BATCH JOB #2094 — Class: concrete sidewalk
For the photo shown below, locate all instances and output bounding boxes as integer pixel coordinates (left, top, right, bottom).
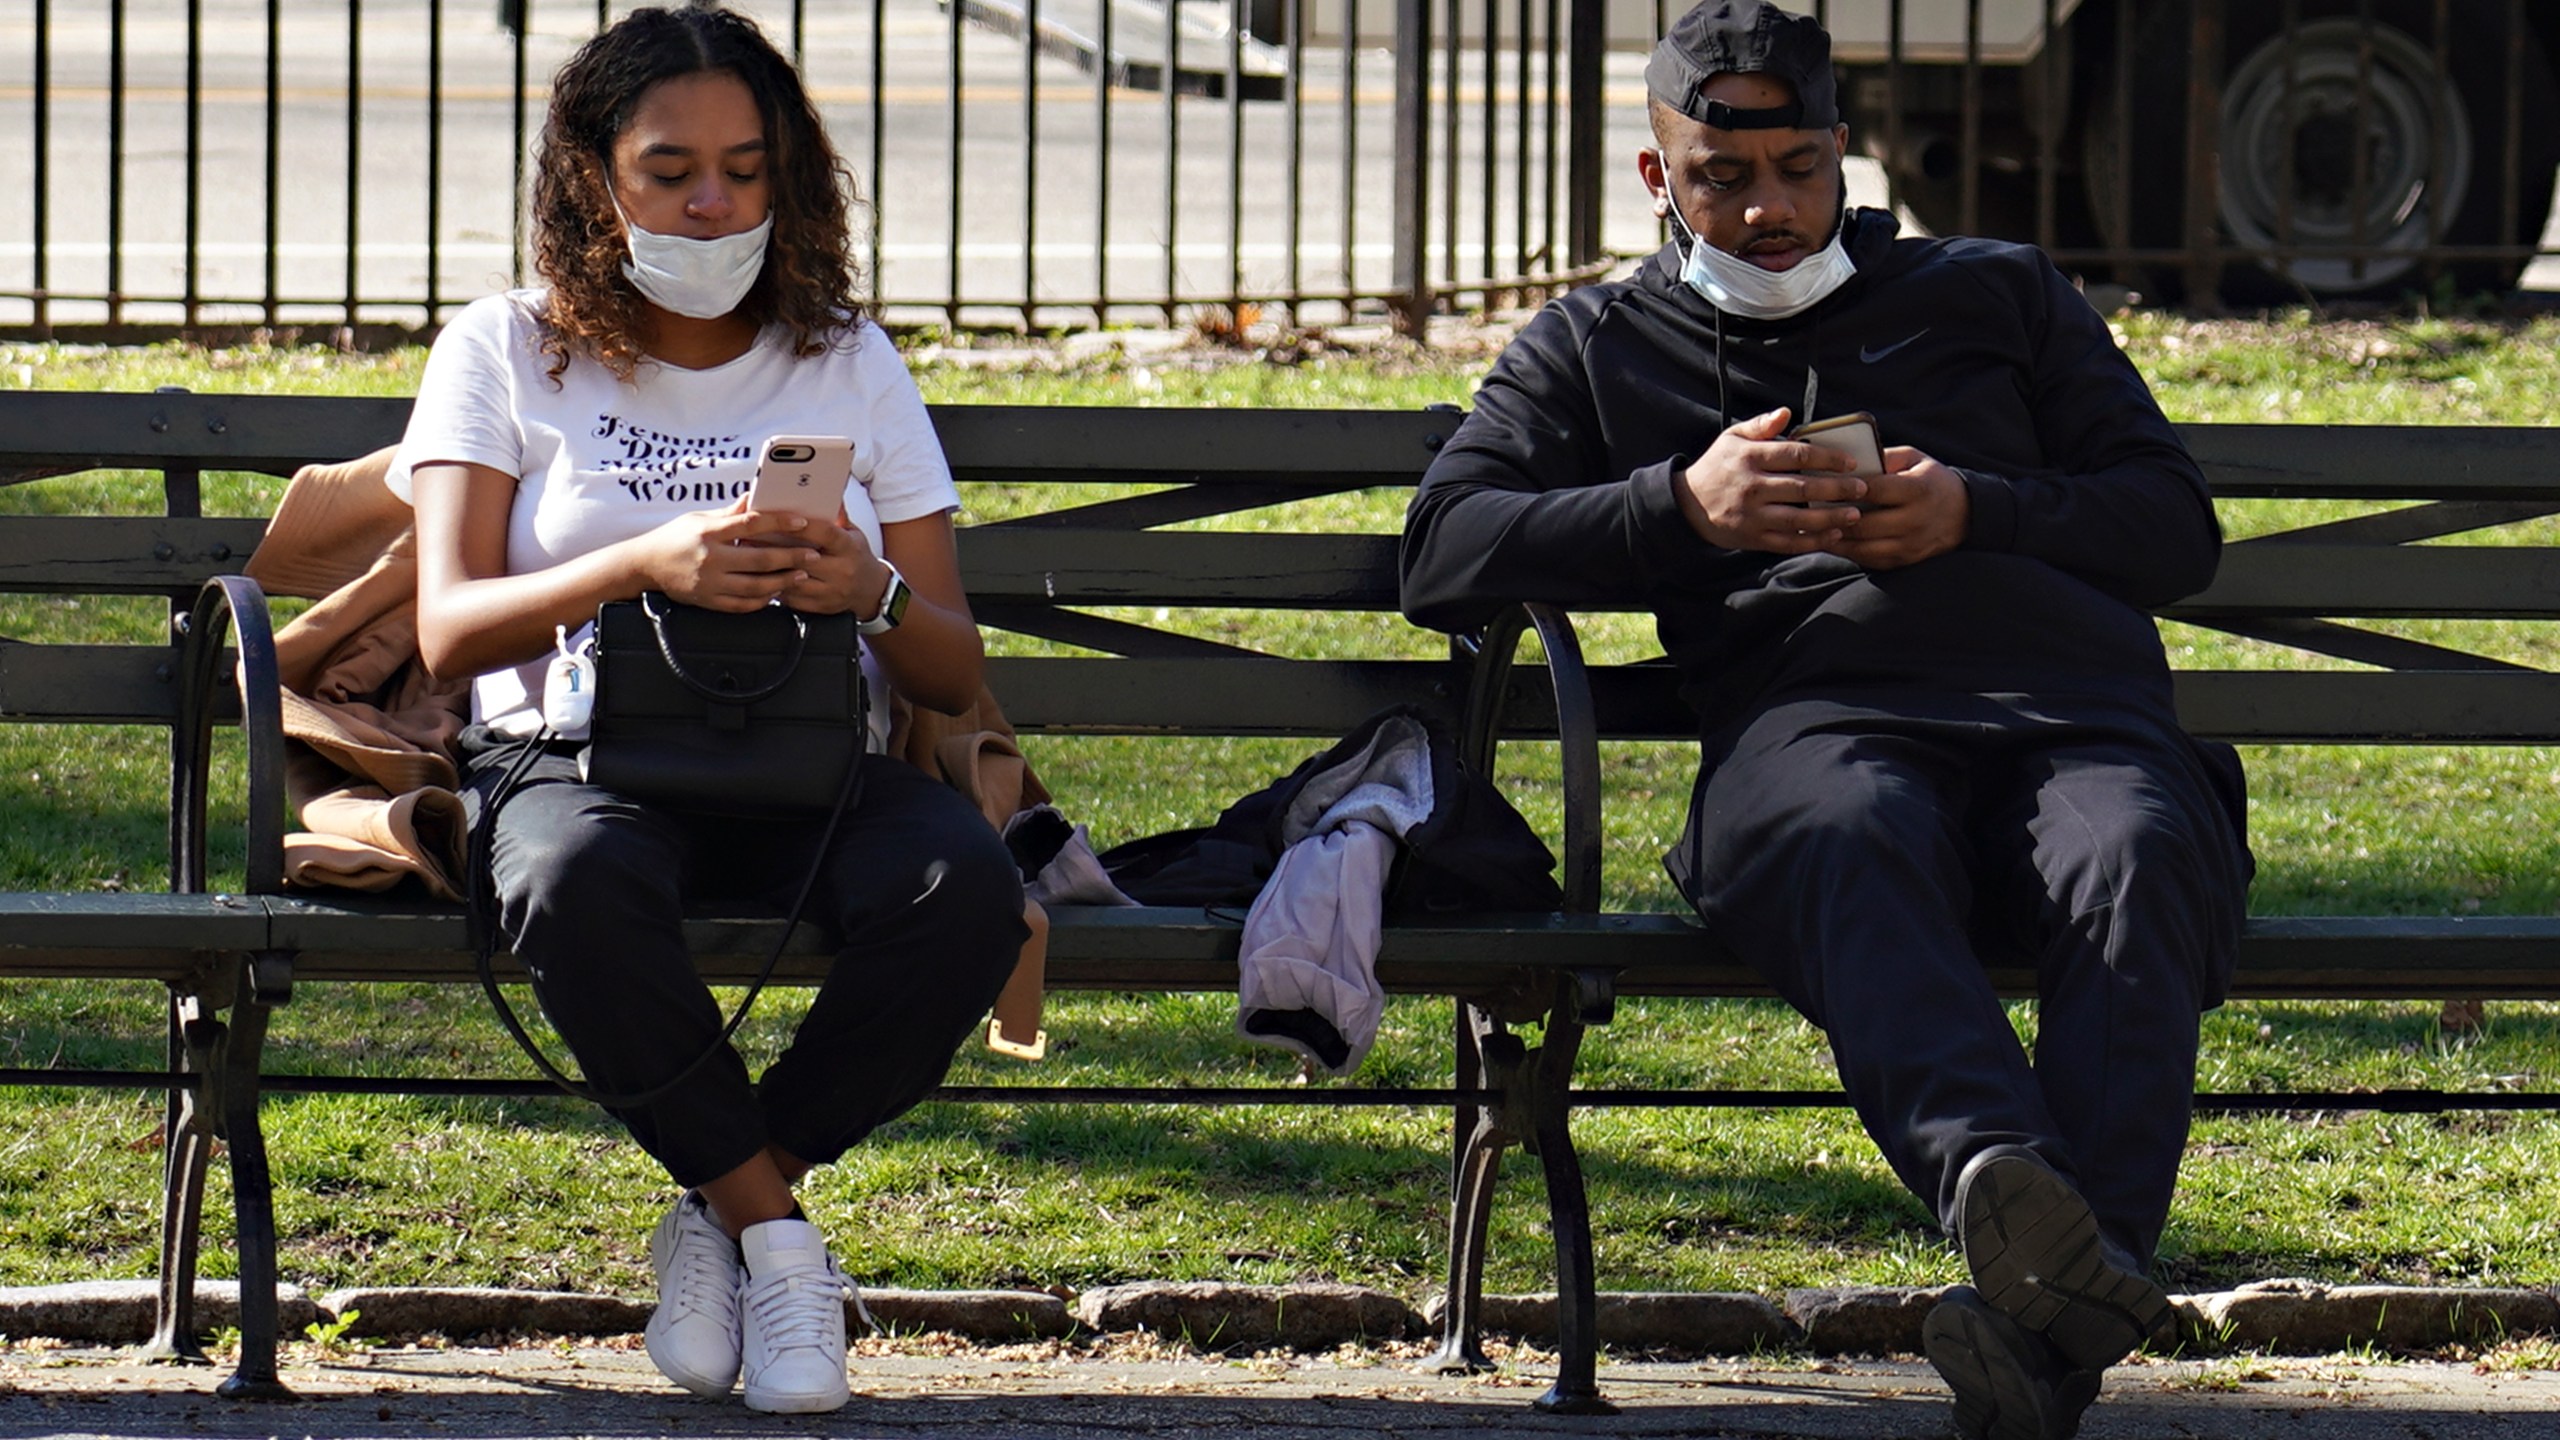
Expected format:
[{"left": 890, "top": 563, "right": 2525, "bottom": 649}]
[{"left": 2, "top": 1337, "right": 2555, "bottom": 1440}]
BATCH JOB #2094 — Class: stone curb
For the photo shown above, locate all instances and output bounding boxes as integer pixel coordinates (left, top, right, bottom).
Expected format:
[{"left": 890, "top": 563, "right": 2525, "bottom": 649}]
[
  {"left": 0, "top": 1281, "right": 319, "bottom": 1344},
  {"left": 1785, "top": 1285, "right": 1961, "bottom": 1355},
  {"left": 1073, "top": 1282, "right": 1421, "bottom": 1349},
  {"left": 319, "top": 1288, "right": 649, "bottom": 1340},
  {"left": 867, "top": 1288, "right": 1075, "bottom": 1341},
  {"left": 3, "top": 1280, "right": 2553, "bottom": 1356},
  {"left": 2180, "top": 1280, "right": 2560, "bottom": 1353},
  {"left": 1419, "top": 1290, "right": 1797, "bottom": 1352}
]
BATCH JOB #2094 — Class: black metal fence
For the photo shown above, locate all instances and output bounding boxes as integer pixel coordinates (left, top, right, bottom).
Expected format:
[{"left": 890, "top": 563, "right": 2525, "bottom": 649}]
[
  {"left": 0, "top": 0, "right": 1614, "bottom": 337},
  {"left": 2, "top": 0, "right": 2554, "bottom": 342}
]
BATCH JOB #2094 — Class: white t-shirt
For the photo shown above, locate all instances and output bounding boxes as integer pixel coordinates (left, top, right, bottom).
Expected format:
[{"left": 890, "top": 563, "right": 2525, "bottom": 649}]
[{"left": 389, "top": 291, "right": 959, "bottom": 745}]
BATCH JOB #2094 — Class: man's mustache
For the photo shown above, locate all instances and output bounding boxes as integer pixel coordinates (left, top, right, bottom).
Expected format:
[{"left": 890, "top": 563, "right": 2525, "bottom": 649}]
[{"left": 1742, "top": 229, "right": 1812, "bottom": 253}]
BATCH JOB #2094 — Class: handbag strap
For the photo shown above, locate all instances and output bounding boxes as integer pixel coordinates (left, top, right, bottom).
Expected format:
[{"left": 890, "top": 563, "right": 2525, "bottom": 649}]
[
  {"left": 467, "top": 725, "right": 866, "bottom": 1112},
  {"left": 640, "top": 590, "right": 810, "bottom": 705}
]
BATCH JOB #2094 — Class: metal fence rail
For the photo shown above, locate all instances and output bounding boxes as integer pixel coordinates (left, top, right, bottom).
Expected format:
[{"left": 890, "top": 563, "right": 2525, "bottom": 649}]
[{"left": 1, "top": 0, "right": 2554, "bottom": 342}]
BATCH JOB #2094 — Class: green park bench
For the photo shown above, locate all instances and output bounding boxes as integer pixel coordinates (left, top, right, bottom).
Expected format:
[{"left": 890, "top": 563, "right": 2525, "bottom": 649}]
[{"left": 1, "top": 388, "right": 2557, "bottom": 1412}]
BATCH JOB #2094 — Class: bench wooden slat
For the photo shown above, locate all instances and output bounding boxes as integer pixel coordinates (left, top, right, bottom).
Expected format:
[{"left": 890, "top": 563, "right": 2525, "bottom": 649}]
[
  {"left": 933, "top": 404, "right": 1451, "bottom": 483},
  {"left": 1542, "top": 665, "right": 2560, "bottom": 745},
  {"left": 0, "top": 893, "right": 272, "bottom": 979},
  {"left": 247, "top": 898, "right": 2560, "bottom": 1000},
  {"left": 960, "top": 530, "right": 1403, "bottom": 609},
  {"left": 0, "top": 392, "right": 413, "bottom": 474},
  {"left": 0, "top": 644, "right": 192, "bottom": 723},
  {"left": 2181, "top": 424, "right": 2560, "bottom": 499},
  {"left": 2, "top": 397, "right": 2553, "bottom": 502},
  {"left": 264, "top": 901, "right": 1670, "bottom": 993},
  {"left": 0, "top": 516, "right": 271, "bottom": 594},
  {"left": 983, "top": 656, "right": 1456, "bottom": 734},
  {"left": 961, "top": 533, "right": 2560, "bottom": 620},
  {"left": 2172, "top": 670, "right": 2560, "bottom": 743},
  {"left": 0, "top": 395, "right": 1453, "bottom": 490},
  {"left": 2180, "top": 543, "right": 2560, "bottom": 618}
]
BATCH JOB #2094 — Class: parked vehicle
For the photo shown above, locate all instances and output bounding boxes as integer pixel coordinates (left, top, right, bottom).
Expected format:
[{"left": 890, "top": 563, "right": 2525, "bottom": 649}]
[{"left": 1812, "top": 0, "right": 2560, "bottom": 300}]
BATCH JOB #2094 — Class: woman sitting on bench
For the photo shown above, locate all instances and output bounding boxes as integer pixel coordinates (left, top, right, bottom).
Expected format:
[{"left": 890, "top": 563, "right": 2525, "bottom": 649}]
[{"left": 393, "top": 2, "right": 1026, "bottom": 1414}]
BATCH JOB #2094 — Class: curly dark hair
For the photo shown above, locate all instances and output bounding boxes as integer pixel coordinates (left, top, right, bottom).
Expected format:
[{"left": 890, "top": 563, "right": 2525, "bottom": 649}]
[{"left": 528, "top": 1, "right": 868, "bottom": 382}]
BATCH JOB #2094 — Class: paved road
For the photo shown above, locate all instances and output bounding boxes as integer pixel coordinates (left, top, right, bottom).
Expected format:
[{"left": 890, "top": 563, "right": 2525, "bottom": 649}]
[{"left": 3, "top": 1340, "right": 2557, "bottom": 1439}]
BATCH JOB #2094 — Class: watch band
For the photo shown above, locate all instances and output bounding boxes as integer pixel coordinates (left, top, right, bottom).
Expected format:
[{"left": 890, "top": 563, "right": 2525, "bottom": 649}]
[{"left": 856, "top": 562, "right": 910, "bottom": 636}]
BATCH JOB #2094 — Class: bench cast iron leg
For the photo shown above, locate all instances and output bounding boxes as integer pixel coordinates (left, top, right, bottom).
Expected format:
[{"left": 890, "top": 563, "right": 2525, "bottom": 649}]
[
  {"left": 1434, "top": 1004, "right": 1507, "bottom": 1374},
  {"left": 143, "top": 995, "right": 219, "bottom": 1365},
  {"left": 1526, "top": 1003, "right": 1613, "bottom": 1416},
  {"left": 214, "top": 952, "right": 294, "bottom": 1401}
]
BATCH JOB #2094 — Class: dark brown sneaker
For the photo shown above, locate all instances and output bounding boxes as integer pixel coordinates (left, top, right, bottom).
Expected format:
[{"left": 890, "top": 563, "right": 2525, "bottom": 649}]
[
  {"left": 1956, "top": 1147, "right": 2173, "bottom": 1373},
  {"left": 1924, "top": 1286, "right": 2102, "bottom": 1440}
]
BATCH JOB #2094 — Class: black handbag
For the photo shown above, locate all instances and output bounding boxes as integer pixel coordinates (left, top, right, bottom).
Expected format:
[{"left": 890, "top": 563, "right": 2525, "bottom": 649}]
[
  {"left": 585, "top": 591, "right": 868, "bottom": 814},
  {"left": 469, "top": 592, "right": 871, "bottom": 1110}
]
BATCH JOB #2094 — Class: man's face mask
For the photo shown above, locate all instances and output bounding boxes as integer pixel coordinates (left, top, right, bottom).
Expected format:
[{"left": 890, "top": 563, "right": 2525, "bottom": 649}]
[{"left": 1656, "top": 148, "right": 1856, "bottom": 321}]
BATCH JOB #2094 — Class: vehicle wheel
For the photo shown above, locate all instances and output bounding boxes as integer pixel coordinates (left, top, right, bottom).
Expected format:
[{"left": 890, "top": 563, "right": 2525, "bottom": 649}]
[{"left": 2086, "top": 0, "right": 2558, "bottom": 304}]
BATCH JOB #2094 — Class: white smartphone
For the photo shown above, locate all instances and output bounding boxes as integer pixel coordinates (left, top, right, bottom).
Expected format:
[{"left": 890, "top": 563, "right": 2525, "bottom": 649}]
[
  {"left": 1793, "top": 412, "right": 1884, "bottom": 477},
  {"left": 747, "top": 435, "right": 854, "bottom": 524}
]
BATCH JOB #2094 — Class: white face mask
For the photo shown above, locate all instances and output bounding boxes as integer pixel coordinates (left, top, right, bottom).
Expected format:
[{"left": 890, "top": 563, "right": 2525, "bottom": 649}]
[
  {"left": 1656, "top": 151, "right": 1856, "bottom": 321},
  {"left": 618, "top": 209, "right": 774, "bottom": 319}
]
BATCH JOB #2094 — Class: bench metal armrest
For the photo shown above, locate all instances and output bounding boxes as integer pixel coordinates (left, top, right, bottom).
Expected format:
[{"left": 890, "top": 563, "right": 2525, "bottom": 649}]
[
  {"left": 175, "top": 574, "right": 285, "bottom": 896},
  {"left": 1455, "top": 601, "right": 1602, "bottom": 915}
]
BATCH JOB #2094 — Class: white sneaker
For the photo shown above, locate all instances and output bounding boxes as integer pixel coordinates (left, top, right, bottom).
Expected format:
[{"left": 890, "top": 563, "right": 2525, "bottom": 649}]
[
  {"left": 643, "top": 1192, "right": 745, "bottom": 1398},
  {"left": 738, "top": 1218, "right": 853, "bottom": 1414}
]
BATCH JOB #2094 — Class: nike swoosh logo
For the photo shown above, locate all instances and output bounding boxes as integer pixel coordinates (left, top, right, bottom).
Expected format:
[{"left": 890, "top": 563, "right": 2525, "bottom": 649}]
[{"left": 1860, "top": 329, "right": 1929, "bottom": 364}]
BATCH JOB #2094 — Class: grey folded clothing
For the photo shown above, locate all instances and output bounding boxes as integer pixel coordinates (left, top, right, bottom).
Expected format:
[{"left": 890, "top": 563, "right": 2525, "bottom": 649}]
[{"left": 1006, "top": 805, "right": 1139, "bottom": 908}]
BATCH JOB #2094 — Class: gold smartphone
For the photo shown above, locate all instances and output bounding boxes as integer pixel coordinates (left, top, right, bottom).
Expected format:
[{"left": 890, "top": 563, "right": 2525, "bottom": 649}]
[{"left": 1792, "top": 412, "right": 1883, "bottom": 476}]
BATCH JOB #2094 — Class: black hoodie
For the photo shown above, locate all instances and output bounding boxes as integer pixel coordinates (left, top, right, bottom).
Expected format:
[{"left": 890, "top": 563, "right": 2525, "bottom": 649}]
[{"left": 1399, "top": 208, "right": 2220, "bottom": 738}]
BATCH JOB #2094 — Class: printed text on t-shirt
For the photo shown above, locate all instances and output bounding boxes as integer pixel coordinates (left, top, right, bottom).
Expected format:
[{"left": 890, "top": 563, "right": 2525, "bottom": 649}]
[{"left": 593, "top": 414, "right": 753, "bottom": 503}]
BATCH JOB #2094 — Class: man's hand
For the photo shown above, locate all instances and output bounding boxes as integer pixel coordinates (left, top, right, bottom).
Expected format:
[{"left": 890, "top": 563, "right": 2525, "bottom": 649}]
[
  {"left": 1675, "top": 408, "right": 1867, "bottom": 554},
  {"left": 1832, "top": 446, "right": 1969, "bottom": 569}
]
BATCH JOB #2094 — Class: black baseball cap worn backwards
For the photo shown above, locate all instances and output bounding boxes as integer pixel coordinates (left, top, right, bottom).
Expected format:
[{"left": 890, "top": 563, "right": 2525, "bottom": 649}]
[{"left": 1645, "top": 0, "right": 1838, "bottom": 132}]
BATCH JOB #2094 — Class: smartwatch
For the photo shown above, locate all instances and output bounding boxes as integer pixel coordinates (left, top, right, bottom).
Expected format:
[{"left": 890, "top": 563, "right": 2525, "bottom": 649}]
[{"left": 856, "top": 562, "right": 911, "bottom": 636}]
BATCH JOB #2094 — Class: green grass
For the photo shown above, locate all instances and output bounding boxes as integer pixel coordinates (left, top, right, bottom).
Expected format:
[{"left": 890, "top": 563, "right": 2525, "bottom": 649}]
[{"left": 4, "top": 311, "right": 2560, "bottom": 1314}]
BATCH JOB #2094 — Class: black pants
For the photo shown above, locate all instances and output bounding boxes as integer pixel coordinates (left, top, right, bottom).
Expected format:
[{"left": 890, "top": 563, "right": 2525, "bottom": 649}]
[
  {"left": 463, "top": 729, "right": 1029, "bottom": 1189},
  {"left": 1671, "top": 696, "right": 2252, "bottom": 1264}
]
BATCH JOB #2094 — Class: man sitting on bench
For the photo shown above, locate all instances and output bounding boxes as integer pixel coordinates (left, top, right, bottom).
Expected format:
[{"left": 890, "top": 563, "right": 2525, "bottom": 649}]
[{"left": 1397, "top": 3, "right": 2252, "bottom": 1436}]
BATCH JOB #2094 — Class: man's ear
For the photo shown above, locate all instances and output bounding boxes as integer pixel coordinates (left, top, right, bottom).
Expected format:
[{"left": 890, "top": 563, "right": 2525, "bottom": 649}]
[{"left": 1636, "top": 146, "right": 1670, "bottom": 219}]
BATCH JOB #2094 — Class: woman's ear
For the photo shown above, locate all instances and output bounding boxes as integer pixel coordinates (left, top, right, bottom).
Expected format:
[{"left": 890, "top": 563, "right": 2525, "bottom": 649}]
[{"left": 584, "top": 152, "right": 627, "bottom": 235}]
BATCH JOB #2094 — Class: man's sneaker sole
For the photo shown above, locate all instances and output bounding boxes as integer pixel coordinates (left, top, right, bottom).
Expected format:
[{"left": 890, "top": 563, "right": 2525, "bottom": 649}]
[
  {"left": 1923, "top": 1289, "right": 2061, "bottom": 1440},
  {"left": 1958, "top": 1151, "right": 2171, "bottom": 1372}
]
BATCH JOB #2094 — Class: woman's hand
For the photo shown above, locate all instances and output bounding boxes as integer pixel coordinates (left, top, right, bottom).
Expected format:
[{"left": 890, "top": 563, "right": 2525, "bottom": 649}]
[
  {"left": 778, "top": 514, "right": 895, "bottom": 618},
  {"left": 636, "top": 502, "right": 826, "bottom": 613}
]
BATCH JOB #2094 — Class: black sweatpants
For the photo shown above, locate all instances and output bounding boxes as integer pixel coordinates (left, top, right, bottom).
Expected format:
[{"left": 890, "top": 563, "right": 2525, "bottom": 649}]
[
  {"left": 463, "top": 729, "right": 1029, "bottom": 1189},
  {"left": 1670, "top": 695, "right": 2251, "bottom": 1264}
]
